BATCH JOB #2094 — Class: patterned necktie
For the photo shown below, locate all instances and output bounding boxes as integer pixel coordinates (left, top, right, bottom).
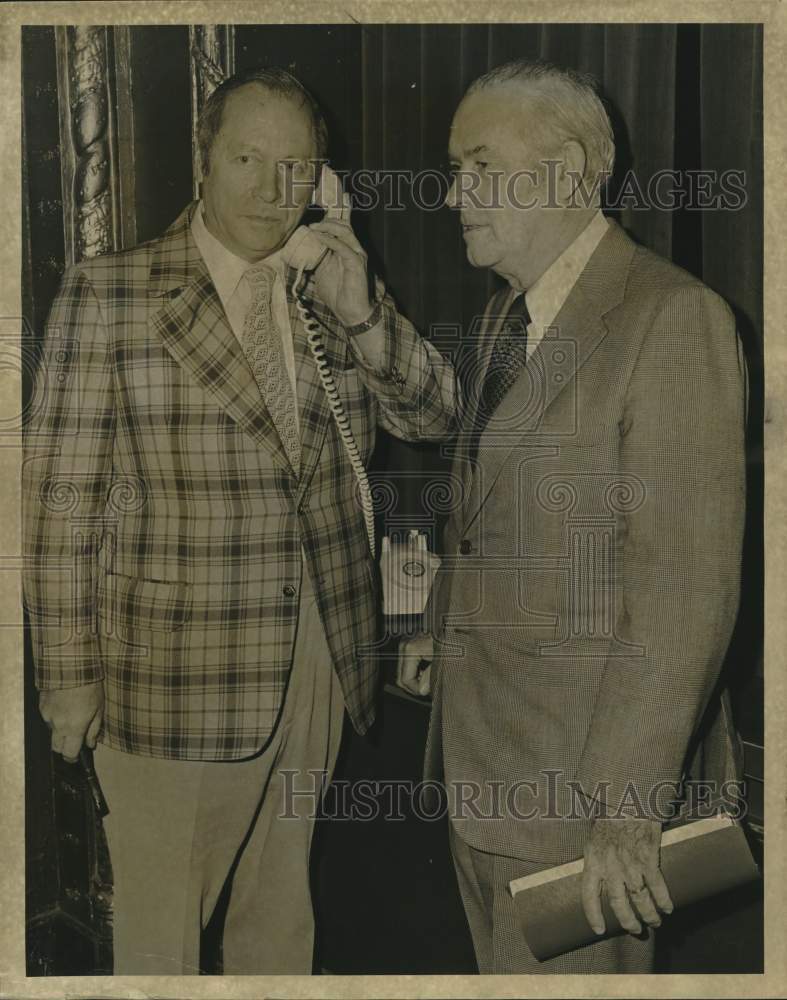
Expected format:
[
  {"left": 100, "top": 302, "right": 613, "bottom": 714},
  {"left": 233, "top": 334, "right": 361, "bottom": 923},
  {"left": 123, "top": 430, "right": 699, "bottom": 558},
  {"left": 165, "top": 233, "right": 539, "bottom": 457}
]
[
  {"left": 475, "top": 293, "right": 532, "bottom": 433},
  {"left": 242, "top": 263, "right": 301, "bottom": 473}
]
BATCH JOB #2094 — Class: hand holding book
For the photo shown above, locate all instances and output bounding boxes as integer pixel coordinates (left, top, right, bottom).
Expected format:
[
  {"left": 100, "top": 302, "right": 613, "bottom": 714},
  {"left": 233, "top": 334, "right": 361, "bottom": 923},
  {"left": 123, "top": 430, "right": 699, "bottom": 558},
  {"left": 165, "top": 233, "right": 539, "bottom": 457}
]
[
  {"left": 509, "top": 814, "right": 760, "bottom": 963},
  {"left": 582, "top": 816, "right": 674, "bottom": 936}
]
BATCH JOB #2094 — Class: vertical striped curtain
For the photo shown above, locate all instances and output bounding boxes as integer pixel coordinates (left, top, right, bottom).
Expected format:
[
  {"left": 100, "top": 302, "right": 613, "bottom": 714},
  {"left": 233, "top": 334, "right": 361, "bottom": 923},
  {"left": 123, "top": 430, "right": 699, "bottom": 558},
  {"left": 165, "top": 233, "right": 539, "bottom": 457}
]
[{"left": 699, "top": 25, "right": 763, "bottom": 705}]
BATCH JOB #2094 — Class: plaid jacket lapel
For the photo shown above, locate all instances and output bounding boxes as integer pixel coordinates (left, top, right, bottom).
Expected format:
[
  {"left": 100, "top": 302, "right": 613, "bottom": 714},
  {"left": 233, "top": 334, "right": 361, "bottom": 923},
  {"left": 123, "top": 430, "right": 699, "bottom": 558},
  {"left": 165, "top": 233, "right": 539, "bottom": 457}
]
[{"left": 149, "top": 204, "right": 294, "bottom": 473}]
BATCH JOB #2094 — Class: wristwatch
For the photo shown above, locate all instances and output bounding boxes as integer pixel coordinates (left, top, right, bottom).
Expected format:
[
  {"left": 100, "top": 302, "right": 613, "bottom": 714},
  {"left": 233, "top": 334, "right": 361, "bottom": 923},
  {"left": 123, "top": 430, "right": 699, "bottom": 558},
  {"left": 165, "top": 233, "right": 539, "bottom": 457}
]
[{"left": 344, "top": 299, "right": 383, "bottom": 337}]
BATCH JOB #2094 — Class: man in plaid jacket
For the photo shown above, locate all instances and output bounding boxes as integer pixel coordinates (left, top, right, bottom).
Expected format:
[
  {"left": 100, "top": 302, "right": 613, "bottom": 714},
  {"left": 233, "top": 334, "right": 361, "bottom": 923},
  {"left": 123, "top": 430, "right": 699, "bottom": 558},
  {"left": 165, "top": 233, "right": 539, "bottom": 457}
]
[{"left": 23, "top": 68, "right": 456, "bottom": 974}]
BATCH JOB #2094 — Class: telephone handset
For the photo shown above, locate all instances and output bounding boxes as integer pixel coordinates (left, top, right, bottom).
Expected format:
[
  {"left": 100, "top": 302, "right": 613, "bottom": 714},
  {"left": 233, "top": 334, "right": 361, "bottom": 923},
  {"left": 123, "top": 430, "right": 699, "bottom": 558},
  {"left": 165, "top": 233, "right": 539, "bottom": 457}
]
[
  {"left": 280, "top": 164, "right": 350, "bottom": 279},
  {"left": 286, "top": 166, "right": 377, "bottom": 558}
]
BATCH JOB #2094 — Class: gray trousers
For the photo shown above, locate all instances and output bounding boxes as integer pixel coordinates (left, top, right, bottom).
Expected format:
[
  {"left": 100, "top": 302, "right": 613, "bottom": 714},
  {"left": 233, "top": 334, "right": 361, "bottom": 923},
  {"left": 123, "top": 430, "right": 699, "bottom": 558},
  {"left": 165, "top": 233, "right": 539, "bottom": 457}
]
[
  {"left": 94, "top": 573, "right": 344, "bottom": 975},
  {"left": 449, "top": 824, "right": 656, "bottom": 974}
]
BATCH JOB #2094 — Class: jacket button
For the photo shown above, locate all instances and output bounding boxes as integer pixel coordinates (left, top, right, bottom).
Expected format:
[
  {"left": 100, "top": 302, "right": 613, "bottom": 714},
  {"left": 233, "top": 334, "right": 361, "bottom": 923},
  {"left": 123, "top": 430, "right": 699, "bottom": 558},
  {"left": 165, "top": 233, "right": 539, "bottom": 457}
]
[
  {"left": 283, "top": 584, "right": 297, "bottom": 597},
  {"left": 459, "top": 539, "right": 472, "bottom": 555}
]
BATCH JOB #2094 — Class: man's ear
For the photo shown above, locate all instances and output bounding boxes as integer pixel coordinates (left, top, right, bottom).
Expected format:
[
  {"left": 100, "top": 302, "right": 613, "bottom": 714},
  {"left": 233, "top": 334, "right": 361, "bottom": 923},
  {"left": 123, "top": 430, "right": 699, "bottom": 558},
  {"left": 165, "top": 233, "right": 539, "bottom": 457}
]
[{"left": 558, "top": 139, "right": 588, "bottom": 205}]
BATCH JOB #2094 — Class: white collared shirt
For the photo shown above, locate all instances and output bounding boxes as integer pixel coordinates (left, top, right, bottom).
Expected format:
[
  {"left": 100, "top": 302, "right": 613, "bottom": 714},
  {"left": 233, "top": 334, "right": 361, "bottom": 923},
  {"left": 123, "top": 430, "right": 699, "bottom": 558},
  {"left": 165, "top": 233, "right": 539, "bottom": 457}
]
[
  {"left": 191, "top": 202, "right": 300, "bottom": 430},
  {"left": 518, "top": 210, "right": 609, "bottom": 355}
]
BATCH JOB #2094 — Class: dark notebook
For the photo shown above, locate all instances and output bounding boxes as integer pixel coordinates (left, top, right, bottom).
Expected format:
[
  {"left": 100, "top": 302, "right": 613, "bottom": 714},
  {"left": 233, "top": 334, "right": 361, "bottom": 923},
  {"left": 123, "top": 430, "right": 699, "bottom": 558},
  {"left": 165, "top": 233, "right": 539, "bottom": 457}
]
[{"left": 508, "top": 813, "right": 760, "bottom": 962}]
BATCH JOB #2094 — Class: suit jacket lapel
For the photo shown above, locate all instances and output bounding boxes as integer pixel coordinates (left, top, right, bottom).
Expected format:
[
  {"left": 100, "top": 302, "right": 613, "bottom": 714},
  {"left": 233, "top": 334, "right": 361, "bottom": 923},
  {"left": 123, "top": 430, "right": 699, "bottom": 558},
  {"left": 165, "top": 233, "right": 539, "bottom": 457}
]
[
  {"left": 149, "top": 205, "right": 294, "bottom": 473},
  {"left": 461, "top": 221, "right": 636, "bottom": 533}
]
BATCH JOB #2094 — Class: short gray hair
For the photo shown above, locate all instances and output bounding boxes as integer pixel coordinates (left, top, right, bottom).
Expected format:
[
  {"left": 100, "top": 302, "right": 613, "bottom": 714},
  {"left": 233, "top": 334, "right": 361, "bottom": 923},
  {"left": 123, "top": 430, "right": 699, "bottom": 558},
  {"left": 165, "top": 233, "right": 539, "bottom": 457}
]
[{"left": 467, "top": 58, "right": 615, "bottom": 187}]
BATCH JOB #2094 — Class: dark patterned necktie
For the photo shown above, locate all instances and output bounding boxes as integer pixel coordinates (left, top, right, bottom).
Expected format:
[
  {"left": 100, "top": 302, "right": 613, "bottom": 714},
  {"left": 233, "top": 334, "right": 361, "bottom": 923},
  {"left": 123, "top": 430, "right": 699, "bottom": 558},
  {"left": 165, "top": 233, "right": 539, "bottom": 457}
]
[{"left": 475, "top": 293, "right": 531, "bottom": 432}]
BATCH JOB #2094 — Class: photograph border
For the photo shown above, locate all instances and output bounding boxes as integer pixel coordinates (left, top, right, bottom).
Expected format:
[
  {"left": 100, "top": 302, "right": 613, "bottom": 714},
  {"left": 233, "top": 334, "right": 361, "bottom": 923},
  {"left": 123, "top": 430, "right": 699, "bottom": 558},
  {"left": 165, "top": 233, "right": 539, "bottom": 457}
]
[{"left": 1, "top": 2, "right": 784, "bottom": 997}]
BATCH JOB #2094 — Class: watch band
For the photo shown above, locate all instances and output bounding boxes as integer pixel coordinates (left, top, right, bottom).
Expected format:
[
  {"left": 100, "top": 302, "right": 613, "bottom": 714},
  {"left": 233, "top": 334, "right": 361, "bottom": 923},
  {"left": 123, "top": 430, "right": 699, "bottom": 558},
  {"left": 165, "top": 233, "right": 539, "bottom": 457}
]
[{"left": 344, "top": 300, "right": 383, "bottom": 337}]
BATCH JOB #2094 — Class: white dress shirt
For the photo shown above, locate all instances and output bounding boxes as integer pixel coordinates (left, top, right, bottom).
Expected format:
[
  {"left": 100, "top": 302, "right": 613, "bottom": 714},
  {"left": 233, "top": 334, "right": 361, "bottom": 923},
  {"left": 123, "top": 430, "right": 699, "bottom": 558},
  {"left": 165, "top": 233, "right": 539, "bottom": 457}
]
[
  {"left": 519, "top": 210, "right": 609, "bottom": 353},
  {"left": 191, "top": 202, "right": 300, "bottom": 431}
]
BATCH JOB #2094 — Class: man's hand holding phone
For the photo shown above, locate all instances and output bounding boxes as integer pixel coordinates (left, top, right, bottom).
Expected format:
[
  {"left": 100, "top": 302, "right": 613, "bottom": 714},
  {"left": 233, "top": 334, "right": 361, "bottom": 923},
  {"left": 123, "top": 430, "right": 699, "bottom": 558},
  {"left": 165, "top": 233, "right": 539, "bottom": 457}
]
[{"left": 307, "top": 166, "right": 379, "bottom": 329}]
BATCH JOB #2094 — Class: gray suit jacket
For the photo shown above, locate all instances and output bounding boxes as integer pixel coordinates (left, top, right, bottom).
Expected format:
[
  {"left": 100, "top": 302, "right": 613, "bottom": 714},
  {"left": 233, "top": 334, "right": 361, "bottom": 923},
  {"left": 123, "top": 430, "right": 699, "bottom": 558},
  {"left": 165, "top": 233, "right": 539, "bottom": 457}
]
[{"left": 425, "top": 221, "right": 747, "bottom": 864}]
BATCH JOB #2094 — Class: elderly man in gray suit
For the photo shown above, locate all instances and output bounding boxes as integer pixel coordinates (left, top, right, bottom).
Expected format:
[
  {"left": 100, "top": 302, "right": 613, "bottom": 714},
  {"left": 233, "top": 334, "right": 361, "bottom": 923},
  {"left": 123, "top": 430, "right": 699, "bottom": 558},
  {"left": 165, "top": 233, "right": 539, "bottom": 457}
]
[{"left": 399, "top": 58, "right": 747, "bottom": 973}]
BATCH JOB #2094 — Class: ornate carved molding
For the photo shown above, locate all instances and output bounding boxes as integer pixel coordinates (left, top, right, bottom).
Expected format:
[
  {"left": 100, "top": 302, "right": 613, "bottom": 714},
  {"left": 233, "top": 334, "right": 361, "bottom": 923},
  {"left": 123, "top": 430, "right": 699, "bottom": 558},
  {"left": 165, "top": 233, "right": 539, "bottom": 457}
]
[
  {"left": 55, "top": 26, "right": 120, "bottom": 263},
  {"left": 189, "top": 25, "right": 235, "bottom": 196}
]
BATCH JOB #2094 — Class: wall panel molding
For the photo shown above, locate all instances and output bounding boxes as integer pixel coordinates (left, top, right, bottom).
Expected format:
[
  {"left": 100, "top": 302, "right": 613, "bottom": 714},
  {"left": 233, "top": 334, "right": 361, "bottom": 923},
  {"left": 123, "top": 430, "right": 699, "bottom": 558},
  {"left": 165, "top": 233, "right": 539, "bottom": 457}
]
[{"left": 54, "top": 26, "right": 121, "bottom": 263}]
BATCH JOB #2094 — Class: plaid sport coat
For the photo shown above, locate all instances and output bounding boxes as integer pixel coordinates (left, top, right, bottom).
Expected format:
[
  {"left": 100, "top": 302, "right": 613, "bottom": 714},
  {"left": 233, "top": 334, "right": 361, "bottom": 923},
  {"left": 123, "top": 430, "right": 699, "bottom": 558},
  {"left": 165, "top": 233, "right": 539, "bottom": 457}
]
[
  {"left": 23, "top": 202, "right": 457, "bottom": 759},
  {"left": 424, "top": 221, "right": 748, "bottom": 864}
]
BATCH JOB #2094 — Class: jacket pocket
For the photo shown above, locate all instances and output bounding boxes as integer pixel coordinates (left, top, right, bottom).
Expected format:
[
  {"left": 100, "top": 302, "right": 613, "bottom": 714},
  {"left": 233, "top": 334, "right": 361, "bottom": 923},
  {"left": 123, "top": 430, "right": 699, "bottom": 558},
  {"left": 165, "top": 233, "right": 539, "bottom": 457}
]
[{"left": 97, "top": 571, "right": 192, "bottom": 632}]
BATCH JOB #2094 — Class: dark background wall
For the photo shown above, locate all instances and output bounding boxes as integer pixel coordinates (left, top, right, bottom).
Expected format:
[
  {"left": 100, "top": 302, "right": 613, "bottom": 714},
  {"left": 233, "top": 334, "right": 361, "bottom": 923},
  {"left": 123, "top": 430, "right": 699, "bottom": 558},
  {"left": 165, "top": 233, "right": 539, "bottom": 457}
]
[{"left": 22, "top": 22, "right": 763, "bottom": 974}]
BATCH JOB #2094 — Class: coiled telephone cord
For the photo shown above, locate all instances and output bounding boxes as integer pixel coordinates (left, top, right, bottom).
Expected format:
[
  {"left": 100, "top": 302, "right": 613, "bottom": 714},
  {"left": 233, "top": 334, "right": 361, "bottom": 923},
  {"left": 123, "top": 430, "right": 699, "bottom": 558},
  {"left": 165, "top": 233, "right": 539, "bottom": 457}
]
[{"left": 294, "top": 282, "right": 376, "bottom": 557}]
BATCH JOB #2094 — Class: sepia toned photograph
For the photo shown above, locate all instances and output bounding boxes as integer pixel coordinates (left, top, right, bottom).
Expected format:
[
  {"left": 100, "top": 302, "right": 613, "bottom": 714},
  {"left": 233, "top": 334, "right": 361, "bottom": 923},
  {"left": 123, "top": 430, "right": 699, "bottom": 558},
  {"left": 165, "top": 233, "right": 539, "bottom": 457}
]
[{"left": 8, "top": 10, "right": 771, "bottom": 993}]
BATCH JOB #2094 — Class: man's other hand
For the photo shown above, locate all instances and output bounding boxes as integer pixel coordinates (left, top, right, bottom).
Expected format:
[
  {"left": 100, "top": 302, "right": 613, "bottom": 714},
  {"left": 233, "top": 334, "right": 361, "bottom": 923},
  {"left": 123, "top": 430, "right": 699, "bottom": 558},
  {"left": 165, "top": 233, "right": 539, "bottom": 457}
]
[
  {"left": 581, "top": 816, "right": 674, "bottom": 936},
  {"left": 396, "top": 632, "right": 433, "bottom": 697},
  {"left": 39, "top": 682, "right": 104, "bottom": 762}
]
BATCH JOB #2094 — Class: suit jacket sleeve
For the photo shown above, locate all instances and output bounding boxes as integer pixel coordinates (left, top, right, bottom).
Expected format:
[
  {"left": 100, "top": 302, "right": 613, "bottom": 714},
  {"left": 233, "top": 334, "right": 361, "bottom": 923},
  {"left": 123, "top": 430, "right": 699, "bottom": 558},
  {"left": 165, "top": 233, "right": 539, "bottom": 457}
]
[
  {"left": 346, "top": 289, "right": 458, "bottom": 442},
  {"left": 23, "top": 265, "right": 115, "bottom": 690},
  {"left": 573, "top": 285, "right": 747, "bottom": 817}
]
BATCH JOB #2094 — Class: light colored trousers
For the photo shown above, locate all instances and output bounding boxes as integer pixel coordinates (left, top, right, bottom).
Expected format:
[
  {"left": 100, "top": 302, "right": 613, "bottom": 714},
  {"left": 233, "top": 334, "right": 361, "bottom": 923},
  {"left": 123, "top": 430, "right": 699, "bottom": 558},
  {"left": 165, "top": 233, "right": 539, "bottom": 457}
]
[
  {"left": 94, "top": 574, "right": 345, "bottom": 975},
  {"left": 450, "top": 824, "right": 656, "bottom": 974}
]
